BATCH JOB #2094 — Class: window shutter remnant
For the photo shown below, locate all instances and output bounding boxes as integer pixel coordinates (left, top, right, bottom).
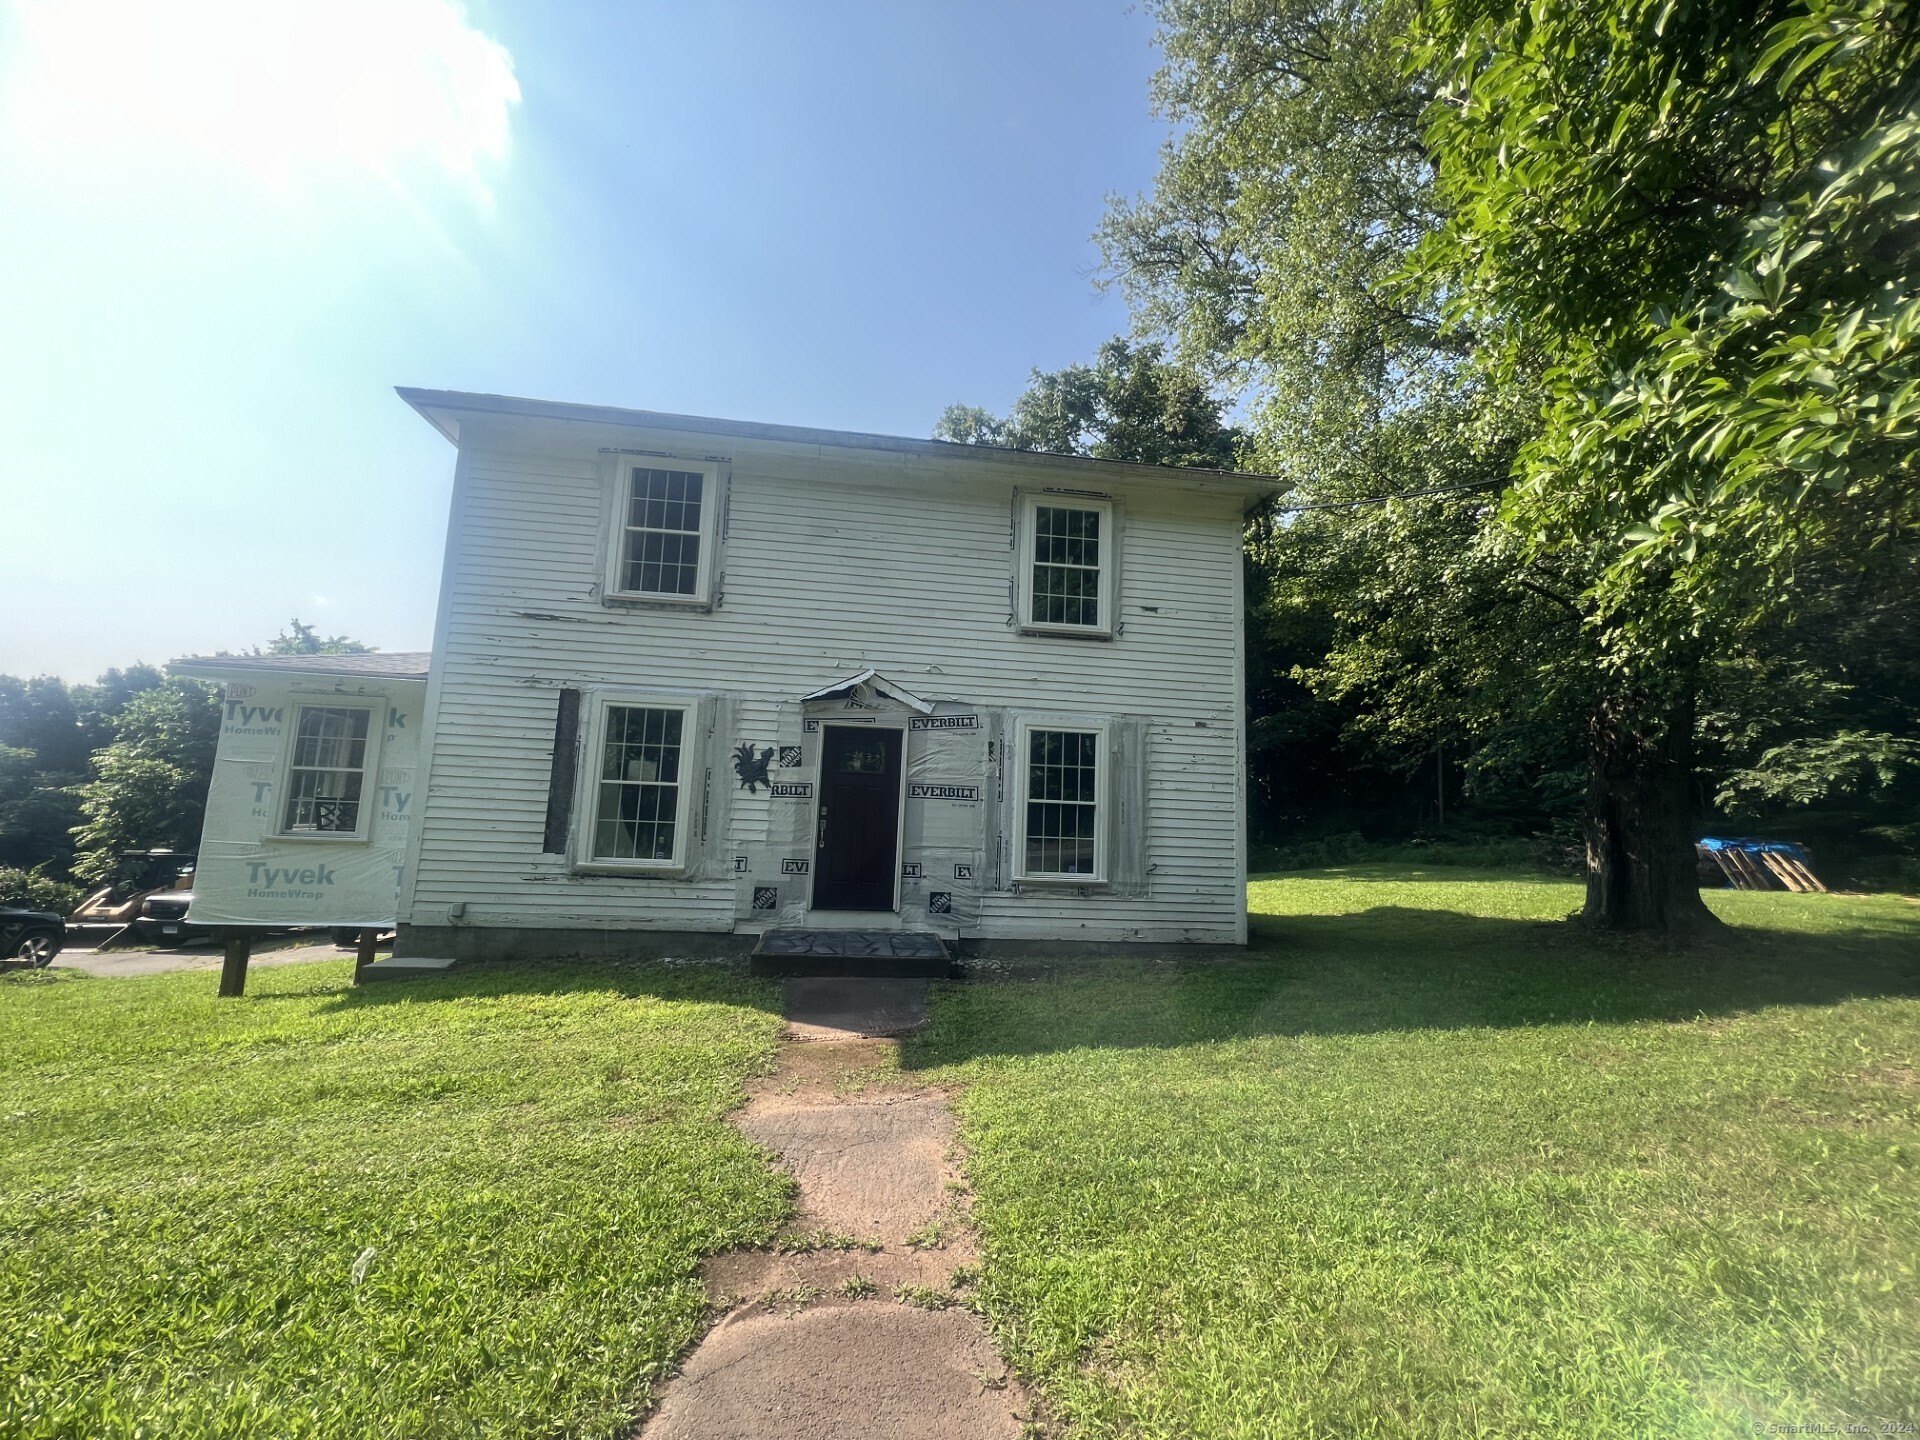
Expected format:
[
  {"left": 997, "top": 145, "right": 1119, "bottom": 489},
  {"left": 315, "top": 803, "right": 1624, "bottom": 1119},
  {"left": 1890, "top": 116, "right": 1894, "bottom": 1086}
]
[
  {"left": 542, "top": 688, "right": 582, "bottom": 853},
  {"left": 1110, "top": 717, "right": 1150, "bottom": 897}
]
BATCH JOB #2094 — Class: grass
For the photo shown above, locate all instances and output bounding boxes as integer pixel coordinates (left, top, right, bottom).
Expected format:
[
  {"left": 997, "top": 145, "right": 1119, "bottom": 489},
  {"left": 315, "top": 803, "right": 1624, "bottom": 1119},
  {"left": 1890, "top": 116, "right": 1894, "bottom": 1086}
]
[
  {"left": 910, "top": 869, "right": 1920, "bottom": 1439},
  {"left": 0, "top": 957, "right": 789, "bottom": 1439}
]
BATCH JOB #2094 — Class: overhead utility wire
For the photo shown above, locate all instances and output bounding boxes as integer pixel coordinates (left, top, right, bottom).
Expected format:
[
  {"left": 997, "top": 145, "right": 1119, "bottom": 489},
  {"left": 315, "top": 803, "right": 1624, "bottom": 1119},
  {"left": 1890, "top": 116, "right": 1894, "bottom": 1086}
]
[{"left": 1273, "top": 478, "right": 1505, "bottom": 514}]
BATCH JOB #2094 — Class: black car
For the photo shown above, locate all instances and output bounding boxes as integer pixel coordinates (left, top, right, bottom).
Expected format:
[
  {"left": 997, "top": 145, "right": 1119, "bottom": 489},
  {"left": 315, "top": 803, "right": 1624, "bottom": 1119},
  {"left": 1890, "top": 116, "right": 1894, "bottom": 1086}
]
[{"left": 1, "top": 906, "right": 65, "bottom": 966}]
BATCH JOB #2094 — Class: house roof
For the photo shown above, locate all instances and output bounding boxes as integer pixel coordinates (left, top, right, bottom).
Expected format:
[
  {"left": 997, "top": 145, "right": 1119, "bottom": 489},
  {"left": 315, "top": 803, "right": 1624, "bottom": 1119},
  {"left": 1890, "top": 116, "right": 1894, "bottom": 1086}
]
[
  {"left": 170, "top": 652, "right": 433, "bottom": 681},
  {"left": 396, "top": 387, "right": 1289, "bottom": 502}
]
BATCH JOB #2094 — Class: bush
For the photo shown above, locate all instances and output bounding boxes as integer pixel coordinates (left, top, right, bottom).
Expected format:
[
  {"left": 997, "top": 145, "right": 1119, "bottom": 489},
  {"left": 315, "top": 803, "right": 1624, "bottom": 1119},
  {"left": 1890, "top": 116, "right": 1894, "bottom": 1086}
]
[
  {"left": 0, "top": 867, "right": 83, "bottom": 915},
  {"left": 1834, "top": 854, "right": 1920, "bottom": 896}
]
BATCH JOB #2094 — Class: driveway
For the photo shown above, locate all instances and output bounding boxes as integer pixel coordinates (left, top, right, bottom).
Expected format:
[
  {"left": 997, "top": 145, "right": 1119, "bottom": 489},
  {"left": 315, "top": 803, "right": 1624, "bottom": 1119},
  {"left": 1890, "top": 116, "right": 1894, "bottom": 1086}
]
[{"left": 51, "top": 935, "right": 348, "bottom": 978}]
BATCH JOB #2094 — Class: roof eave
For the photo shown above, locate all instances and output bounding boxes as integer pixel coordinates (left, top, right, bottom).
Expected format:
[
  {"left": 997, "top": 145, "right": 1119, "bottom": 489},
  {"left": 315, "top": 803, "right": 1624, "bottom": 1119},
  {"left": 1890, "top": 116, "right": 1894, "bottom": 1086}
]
[
  {"left": 396, "top": 387, "right": 1289, "bottom": 500},
  {"left": 168, "top": 657, "right": 432, "bottom": 683}
]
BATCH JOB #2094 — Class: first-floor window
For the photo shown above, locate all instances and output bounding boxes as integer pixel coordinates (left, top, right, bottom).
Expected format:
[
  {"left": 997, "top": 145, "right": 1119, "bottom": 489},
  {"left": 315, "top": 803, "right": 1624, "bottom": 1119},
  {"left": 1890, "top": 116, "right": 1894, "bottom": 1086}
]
[
  {"left": 592, "top": 704, "right": 686, "bottom": 864},
  {"left": 1022, "top": 727, "right": 1102, "bottom": 878},
  {"left": 284, "top": 706, "right": 372, "bottom": 834}
]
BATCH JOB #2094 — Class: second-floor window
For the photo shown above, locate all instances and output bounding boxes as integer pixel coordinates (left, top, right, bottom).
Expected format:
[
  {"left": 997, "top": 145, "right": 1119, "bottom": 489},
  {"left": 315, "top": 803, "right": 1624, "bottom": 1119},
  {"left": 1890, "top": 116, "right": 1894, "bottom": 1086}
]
[
  {"left": 607, "top": 459, "right": 720, "bottom": 605},
  {"left": 1019, "top": 494, "right": 1114, "bottom": 636}
]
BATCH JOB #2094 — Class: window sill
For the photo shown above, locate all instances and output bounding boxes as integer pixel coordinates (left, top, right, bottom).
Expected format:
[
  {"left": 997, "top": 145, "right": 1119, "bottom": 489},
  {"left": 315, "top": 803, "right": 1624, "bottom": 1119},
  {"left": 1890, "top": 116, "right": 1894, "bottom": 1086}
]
[
  {"left": 602, "top": 592, "right": 714, "bottom": 613},
  {"left": 1017, "top": 622, "right": 1114, "bottom": 642},
  {"left": 572, "top": 862, "right": 690, "bottom": 880},
  {"left": 1012, "top": 875, "right": 1111, "bottom": 892},
  {"left": 274, "top": 831, "right": 372, "bottom": 845}
]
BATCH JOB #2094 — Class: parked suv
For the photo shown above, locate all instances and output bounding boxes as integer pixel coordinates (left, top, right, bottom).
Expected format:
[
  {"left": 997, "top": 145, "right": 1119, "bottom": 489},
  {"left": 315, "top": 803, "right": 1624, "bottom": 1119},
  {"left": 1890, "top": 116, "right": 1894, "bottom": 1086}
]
[{"left": 1, "top": 906, "right": 65, "bottom": 966}]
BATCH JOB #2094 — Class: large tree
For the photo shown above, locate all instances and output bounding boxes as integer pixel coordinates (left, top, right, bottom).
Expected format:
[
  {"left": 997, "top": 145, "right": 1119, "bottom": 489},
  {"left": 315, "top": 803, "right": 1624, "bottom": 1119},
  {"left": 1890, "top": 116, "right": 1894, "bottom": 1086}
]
[
  {"left": 1100, "top": 0, "right": 1918, "bottom": 928},
  {"left": 1406, "top": 0, "right": 1920, "bottom": 926}
]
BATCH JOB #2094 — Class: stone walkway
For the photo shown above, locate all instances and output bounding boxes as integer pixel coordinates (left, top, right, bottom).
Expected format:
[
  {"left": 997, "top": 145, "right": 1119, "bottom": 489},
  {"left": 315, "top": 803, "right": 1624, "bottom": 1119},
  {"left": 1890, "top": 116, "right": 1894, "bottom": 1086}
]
[{"left": 639, "top": 979, "right": 1031, "bottom": 1439}]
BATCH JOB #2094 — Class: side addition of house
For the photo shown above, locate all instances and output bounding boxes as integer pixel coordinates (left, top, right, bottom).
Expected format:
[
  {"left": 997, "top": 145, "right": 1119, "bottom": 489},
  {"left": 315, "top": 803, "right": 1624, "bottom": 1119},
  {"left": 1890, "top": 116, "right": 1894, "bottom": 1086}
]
[
  {"left": 171, "top": 653, "right": 431, "bottom": 933},
  {"left": 392, "top": 389, "right": 1281, "bottom": 960}
]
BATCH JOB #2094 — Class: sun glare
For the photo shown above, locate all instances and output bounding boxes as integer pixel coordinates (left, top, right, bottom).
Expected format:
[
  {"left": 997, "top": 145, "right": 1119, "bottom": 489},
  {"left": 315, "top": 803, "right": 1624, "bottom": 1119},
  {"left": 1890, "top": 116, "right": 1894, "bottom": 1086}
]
[{"left": 1, "top": 0, "right": 519, "bottom": 198}]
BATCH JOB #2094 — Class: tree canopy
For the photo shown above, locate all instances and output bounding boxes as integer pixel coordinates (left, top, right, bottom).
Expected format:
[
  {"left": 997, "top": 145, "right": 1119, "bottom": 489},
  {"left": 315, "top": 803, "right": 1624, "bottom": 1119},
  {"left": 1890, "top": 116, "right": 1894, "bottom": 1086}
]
[
  {"left": 935, "top": 337, "right": 1241, "bottom": 467},
  {"left": 1071, "top": 0, "right": 1920, "bottom": 923},
  {"left": 257, "top": 618, "right": 374, "bottom": 656}
]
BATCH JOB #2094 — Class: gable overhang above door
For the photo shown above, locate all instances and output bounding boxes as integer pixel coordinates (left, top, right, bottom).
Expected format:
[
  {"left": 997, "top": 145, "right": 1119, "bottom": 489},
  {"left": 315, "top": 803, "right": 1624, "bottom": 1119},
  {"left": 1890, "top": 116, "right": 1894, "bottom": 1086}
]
[{"left": 798, "top": 669, "right": 936, "bottom": 715}]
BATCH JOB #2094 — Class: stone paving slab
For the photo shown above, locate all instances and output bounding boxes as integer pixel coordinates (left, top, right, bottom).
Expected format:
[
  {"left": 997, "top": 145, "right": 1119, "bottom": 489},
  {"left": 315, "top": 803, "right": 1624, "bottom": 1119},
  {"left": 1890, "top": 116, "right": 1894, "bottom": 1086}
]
[
  {"left": 736, "top": 1095, "right": 956, "bottom": 1239},
  {"left": 639, "top": 1304, "right": 1022, "bottom": 1440}
]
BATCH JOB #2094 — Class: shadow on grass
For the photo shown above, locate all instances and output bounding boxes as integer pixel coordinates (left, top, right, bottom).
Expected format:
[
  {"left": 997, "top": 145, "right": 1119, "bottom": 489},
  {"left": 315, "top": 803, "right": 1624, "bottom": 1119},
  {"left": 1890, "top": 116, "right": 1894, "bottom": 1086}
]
[
  {"left": 304, "top": 955, "right": 785, "bottom": 1019},
  {"left": 903, "top": 905, "right": 1920, "bottom": 1067}
]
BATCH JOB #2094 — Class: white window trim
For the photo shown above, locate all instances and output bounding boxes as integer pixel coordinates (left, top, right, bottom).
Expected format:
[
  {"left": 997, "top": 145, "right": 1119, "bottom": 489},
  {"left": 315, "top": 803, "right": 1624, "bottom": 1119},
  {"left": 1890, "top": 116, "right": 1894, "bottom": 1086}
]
[
  {"left": 573, "top": 691, "right": 700, "bottom": 876},
  {"left": 275, "top": 701, "right": 387, "bottom": 843},
  {"left": 1012, "top": 717, "right": 1109, "bottom": 885},
  {"left": 1016, "top": 492, "right": 1116, "bottom": 639},
  {"left": 601, "top": 455, "right": 724, "bottom": 608}
]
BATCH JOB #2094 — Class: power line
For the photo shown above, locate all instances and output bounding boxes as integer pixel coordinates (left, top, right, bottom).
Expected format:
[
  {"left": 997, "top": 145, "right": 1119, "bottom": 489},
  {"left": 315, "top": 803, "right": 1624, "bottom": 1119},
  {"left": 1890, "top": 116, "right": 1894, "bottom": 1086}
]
[{"left": 1272, "top": 478, "right": 1505, "bottom": 514}]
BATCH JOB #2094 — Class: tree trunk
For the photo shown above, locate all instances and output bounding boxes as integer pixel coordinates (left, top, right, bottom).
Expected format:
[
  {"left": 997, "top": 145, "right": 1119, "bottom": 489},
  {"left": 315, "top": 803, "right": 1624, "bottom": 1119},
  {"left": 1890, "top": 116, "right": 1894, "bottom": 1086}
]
[{"left": 1582, "top": 693, "right": 1720, "bottom": 933}]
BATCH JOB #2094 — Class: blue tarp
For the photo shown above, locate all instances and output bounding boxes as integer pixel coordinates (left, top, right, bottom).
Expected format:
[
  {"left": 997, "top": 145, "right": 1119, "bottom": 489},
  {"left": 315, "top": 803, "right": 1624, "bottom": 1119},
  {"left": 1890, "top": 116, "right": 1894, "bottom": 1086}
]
[{"left": 1698, "top": 837, "right": 1814, "bottom": 861}]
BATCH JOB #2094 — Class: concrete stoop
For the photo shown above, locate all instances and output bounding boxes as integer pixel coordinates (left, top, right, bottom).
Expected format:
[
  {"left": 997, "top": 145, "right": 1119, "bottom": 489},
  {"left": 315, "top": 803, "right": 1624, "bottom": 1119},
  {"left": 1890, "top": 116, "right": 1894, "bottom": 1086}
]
[
  {"left": 636, "top": 983, "right": 1031, "bottom": 1440},
  {"left": 749, "top": 929, "right": 953, "bottom": 980}
]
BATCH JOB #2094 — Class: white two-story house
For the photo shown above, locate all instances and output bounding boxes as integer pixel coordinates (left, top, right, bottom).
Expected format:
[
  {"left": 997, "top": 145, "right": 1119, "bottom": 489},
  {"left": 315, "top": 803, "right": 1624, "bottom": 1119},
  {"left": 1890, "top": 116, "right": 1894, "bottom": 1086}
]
[{"left": 363, "top": 389, "right": 1277, "bottom": 960}]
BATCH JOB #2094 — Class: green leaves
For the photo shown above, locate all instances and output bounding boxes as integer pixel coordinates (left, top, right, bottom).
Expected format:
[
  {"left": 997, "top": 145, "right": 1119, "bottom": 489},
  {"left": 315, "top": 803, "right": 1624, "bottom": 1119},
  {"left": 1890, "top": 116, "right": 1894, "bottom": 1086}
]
[
  {"left": 936, "top": 337, "right": 1240, "bottom": 468},
  {"left": 1415, "top": 0, "right": 1920, "bottom": 687},
  {"left": 69, "top": 681, "right": 221, "bottom": 885}
]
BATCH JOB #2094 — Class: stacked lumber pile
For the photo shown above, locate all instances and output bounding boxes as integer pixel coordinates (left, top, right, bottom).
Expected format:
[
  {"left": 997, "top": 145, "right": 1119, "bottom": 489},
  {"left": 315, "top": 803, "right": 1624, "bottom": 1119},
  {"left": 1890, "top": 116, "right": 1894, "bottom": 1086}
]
[{"left": 1697, "top": 839, "right": 1828, "bottom": 893}]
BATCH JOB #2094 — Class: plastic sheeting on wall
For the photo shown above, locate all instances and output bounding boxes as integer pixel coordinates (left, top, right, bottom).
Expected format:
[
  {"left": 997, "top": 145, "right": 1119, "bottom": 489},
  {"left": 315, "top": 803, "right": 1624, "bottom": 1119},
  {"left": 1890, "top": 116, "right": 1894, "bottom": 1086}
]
[
  {"left": 732, "top": 688, "right": 991, "bottom": 935},
  {"left": 187, "top": 675, "right": 426, "bottom": 928},
  {"left": 723, "top": 682, "right": 1158, "bottom": 937}
]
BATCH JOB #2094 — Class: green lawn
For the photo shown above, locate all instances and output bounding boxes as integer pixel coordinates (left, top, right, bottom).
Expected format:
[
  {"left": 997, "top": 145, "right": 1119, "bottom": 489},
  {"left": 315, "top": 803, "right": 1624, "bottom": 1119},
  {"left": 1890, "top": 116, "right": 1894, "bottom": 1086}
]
[
  {"left": 0, "top": 960, "right": 789, "bottom": 1439},
  {"left": 911, "top": 870, "right": 1920, "bottom": 1439}
]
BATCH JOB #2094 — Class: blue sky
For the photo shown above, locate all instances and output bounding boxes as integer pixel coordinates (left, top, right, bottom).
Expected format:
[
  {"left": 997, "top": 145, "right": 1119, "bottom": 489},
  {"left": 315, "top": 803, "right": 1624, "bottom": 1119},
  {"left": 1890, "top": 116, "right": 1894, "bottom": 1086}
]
[{"left": 0, "top": 0, "right": 1166, "bottom": 681}]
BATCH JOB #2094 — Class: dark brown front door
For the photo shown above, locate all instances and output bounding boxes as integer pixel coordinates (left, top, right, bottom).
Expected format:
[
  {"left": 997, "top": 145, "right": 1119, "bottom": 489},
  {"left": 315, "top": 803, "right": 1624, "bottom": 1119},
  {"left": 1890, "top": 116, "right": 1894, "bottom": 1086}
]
[{"left": 812, "top": 726, "right": 903, "bottom": 910}]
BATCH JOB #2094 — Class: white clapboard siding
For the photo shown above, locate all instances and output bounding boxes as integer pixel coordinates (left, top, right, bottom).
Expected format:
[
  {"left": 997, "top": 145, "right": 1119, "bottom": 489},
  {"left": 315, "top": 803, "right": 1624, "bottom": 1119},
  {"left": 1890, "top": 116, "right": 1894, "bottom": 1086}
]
[{"left": 403, "top": 407, "right": 1254, "bottom": 944}]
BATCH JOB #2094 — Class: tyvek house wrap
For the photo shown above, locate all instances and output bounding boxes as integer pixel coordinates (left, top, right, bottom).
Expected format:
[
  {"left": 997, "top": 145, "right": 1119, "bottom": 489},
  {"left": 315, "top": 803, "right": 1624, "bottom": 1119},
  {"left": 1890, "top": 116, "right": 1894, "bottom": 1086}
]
[{"left": 187, "top": 675, "right": 424, "bottom": 928}]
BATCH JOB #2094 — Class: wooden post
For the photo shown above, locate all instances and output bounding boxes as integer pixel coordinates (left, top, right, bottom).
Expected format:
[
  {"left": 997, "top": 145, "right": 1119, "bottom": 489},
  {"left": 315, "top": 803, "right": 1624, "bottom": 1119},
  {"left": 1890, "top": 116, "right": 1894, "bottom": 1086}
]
[
  {"left": 218, "top": 929, "right": 253, "bottom": 998},
  {"left": 354, "top": 927, "right": 379, "bottom": 985}
]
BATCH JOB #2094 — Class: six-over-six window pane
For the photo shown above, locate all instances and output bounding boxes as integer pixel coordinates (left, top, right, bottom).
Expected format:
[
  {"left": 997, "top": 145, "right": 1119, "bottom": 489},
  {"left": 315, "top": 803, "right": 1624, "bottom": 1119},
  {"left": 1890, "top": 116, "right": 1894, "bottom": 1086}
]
[
  {"left": 620, "top": 466, "right": 704, "bottom": 596},
  {"left": 1025, "top": 728, "right": 1099, "bottom": 876},
  {"left": 283, "top": 706, "right": 371, "bottom": 834},
  {"left": 1030, "top": 504, "right": 1102, "bottom": 628},
  {"left": 593, "top": 705, "right": 684, "bottom": 862}
]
